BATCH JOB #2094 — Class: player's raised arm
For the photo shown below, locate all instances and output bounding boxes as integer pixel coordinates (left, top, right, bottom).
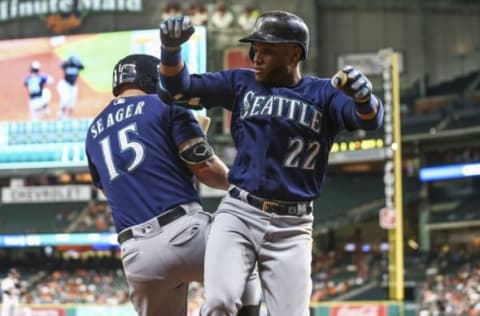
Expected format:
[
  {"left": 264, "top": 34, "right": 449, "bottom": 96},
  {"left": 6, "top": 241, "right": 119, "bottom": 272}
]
[
  {"left": 331, "top": 65, "right": 384, "bottom": 130},
  {"left": 158, "top": 16, "right": 194, "bottom": 94}
]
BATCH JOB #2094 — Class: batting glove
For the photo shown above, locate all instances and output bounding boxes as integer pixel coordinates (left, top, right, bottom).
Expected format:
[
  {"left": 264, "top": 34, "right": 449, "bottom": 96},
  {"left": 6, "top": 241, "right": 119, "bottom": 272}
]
[
  {"left": 160, "top": 16, "right": 195, "bottom": 50},
  {"left": 331, "top": 65, "right": 373, "bottom": 103}
]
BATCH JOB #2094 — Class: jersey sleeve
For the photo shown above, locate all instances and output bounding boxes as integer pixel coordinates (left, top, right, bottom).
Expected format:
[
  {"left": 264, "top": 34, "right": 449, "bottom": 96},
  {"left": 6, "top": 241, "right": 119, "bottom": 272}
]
[
  {"left": 169, "top": 105, "right": 205, "bottom": 146},
  {"left": 159, "top": 67, "right": 237, "bottom": 111},
  {"left": 41, "top": 74, "right": 51, "bottom": 85},
  {"left": 326, "top": 83, "right": 384, "bottom": 131},
  {"left": 188, "top": 71, "right": 236, "bottom": 110}
]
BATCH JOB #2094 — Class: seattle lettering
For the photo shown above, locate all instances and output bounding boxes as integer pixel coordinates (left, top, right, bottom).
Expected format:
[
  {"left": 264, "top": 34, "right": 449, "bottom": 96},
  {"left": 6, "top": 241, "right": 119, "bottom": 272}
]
[{"left": 241, "top": 90, "right": 322, "bottom": 133}]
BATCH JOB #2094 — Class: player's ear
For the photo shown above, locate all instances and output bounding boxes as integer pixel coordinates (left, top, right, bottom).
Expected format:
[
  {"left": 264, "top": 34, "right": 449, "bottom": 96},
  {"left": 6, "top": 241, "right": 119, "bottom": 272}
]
[{"left": 288, "top": 44, "right": 302, "bottom": 66}]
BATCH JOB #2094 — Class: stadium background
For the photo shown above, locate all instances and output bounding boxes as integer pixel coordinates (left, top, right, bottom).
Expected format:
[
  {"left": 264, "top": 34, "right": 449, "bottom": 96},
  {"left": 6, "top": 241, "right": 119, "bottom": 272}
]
[{"left": 0, "top": 0, "right": 479, "bottom": 315}]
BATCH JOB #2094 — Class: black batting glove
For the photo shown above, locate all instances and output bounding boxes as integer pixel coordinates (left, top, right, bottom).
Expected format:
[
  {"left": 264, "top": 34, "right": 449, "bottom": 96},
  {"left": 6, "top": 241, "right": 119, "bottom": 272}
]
[
  {"left": 331, "top": 65, "right": 373, "bottom": 103},
  {"left": 160, "top": 16, "right": 195, "bottom": 50}
]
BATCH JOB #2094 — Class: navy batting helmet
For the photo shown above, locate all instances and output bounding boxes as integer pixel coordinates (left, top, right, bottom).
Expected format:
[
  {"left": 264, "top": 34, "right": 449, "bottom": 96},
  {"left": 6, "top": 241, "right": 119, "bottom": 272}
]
[
  {"left": 239, "top": 10, "right": 310, "bottom": 60},
  {"left": 112, "top": 54, "right": 160, "bottom": 97}
]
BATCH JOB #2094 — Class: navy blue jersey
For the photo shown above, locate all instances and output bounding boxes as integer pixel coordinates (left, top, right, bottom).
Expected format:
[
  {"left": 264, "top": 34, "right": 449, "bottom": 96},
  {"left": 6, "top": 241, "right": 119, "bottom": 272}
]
[
  {"left": 85, "top": 94, "right": 204, "bottom": 232},
  {"left": 160, "top": 68, "right": 383, "bottom": 201},
  {"left": 24, "top": 74, "right": 49, "bottom": 98},
  {"left": 61, "top": 61, "right": 84, "bottom": 85}
]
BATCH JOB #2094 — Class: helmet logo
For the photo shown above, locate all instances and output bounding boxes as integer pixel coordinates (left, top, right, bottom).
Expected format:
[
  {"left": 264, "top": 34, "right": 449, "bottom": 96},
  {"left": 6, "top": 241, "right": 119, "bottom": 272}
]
[{"left": 118, "top": 63, "right": 137, "bottom": 83}]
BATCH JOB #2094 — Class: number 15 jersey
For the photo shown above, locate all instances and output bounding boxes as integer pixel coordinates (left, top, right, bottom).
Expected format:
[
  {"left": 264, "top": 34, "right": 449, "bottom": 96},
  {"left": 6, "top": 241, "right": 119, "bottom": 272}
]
[{"left": 85, "top": 94, "right": 204, "bottom": 232}]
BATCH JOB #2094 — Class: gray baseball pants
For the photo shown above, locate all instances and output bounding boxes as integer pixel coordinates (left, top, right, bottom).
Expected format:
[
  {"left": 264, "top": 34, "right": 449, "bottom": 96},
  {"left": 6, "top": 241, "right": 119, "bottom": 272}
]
[
  {"left": 200, "top": 195, "right": 313, "bottom": 316},
  {"left": 120, "top": 201, "right": 261, "bottom": 316}
]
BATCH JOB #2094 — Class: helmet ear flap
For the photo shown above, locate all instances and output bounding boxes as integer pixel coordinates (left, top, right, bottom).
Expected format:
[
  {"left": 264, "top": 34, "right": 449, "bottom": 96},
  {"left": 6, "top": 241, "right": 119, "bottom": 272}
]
[{"left": 138, "top": 76, "right": 156, "bottom": 95}]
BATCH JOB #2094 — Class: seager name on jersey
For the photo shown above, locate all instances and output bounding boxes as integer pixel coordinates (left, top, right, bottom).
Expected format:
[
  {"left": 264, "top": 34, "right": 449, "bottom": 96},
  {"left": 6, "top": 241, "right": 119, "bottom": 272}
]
[
  {"left": 90, "top": 100, "right": 145, "bottom": 139},
  {"left": 240, "top": 91, "right": 322, "bottom": 133}
]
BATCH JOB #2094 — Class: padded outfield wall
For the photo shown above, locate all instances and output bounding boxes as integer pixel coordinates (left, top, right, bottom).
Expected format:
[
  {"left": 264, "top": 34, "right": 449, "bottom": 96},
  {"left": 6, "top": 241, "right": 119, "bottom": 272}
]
[{"left": 3, "top": 301, "right": 416, "bottom": 316}]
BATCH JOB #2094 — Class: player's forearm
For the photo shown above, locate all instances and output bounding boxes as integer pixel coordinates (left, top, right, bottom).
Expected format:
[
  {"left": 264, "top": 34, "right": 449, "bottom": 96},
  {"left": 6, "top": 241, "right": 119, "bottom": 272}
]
[
  {"left": 159, "top": 46, "right": 184, "bottom": 76},
  {"left": 192, "top": 156, "right": 229, "bottom": 190},
  {"left": 159, "top": 63, "right": 184, "bottom": 76},
  {"left": 159, "top": 47, "right": 192, "bottom": 97},
  {"left": 342, "top": 95, "right": 384, "bottom": 131},
  {"left": 159, "top": 45, "right": 184, "bottom": 77}
]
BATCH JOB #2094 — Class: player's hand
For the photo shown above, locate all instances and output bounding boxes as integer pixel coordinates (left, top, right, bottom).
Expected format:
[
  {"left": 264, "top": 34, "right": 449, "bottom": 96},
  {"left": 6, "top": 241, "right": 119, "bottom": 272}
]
[
  {"left": 331, "top": 65, "right": 372, "bottom": 103},
  {"left": 160, "top": 16, "right": 195, "bottom": 49}
]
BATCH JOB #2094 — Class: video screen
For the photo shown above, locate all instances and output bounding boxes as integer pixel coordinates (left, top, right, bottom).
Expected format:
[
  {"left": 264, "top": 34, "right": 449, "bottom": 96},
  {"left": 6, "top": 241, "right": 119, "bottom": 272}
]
[{"left": 0, "top": 27, "right": 207, "bottom": 172}]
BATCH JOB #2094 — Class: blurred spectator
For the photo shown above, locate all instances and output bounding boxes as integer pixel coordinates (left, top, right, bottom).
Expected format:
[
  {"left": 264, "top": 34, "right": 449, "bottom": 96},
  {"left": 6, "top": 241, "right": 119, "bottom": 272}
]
[
  {"left": 210, "top": 3, "right": 234, "bottom": 30},
  {"left": 27, "top": 268, "right": 129, "bottom": 305},
  {"left": 237, "top": 6, "right": 259, "bottom": 31},
  {"left": 188, "top": 3, "right": 208, "bottom": 26},
  {"left": 310, "top": 250, "right": 371, "bottom": 302},
  {"left": 419, "top": 246, "right": 480, "bottom": 316},
  {"left": 76, "top": 202, "right": 115, "bottom": 232},
  {"left": 1, "top": 268, "right": 24, "bottom": 316},
  {"left": 161, "top": 1, "right": 183, "bottom": 21}
]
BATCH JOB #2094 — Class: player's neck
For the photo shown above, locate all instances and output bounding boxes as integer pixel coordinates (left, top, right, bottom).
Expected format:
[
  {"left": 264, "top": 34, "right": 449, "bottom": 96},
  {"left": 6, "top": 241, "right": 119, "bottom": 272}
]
[
  {"left": 289, "top": 69, "right": 303, "bottom": 86},
  {"left": 119, "top": 89, "right": 146, "bottom": 97},
  {"left": 277, "top": 69, "right": 303, "bottom": 87}
]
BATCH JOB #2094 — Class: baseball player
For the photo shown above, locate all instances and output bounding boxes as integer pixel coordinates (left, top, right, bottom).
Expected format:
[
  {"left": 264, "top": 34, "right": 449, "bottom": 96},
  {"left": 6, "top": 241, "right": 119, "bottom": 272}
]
[
  {"left": 1, "top": 268, "right": 23, "bottom": 316},
  {"left": 57, "top": 55, "right": 84, "bottom": 119},
  {"left": 24, "top": 61, "right": 52, "bottom": 121},
  {"left": 85, "top": 54, "right": 260, "bottom": 316},
  {"left": 158, "top": 11, "right": 384, "bottom": 316}
]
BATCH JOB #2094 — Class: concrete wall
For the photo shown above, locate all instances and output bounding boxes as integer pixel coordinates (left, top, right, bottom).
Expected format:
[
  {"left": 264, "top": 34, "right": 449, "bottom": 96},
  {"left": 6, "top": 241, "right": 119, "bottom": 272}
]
[{"left": 315, "top": 2, "right": 480, "bottom": 89}]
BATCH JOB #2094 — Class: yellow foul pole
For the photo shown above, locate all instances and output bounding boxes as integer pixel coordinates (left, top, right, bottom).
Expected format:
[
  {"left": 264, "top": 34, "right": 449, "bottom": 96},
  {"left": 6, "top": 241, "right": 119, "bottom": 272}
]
[{"left": 388, "top": 52, "right": 404, "bottom": 300}]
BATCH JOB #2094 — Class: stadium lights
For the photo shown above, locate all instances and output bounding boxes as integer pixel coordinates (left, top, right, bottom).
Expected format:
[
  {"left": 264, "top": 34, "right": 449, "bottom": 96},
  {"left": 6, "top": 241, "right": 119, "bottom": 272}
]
[{"left": 419, "top": 162, "right": 480, "bottom": 182}]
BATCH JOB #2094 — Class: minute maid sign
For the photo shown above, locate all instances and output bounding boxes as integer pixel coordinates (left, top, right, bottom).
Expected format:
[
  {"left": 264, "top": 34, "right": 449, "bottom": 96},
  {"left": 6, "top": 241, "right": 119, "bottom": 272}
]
[{"left": 0, "top": 0, "right": 143, "bottom": 33}]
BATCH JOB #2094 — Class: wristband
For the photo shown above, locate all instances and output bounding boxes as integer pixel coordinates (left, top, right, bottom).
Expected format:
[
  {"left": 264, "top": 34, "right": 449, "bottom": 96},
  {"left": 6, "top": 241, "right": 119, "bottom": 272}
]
[
  {"left": 355, "top": 96, "right": 378, "bottom": 120},
  {"left": 161, "top": 46, "right": 182, "bottom": 66}
]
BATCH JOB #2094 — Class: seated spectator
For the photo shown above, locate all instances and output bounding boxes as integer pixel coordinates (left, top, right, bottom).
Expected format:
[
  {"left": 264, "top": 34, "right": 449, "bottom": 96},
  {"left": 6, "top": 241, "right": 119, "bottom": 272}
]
[
  {"left": 76, "top": 202, "right": 115, "bottom": 232},
  {"left": 237, "top": 6, "right": 259, "bottom": 31},
  {"left": 161, "top": 1, "right": 182, "bottom": 21},
  {"left": 188, "top": 3, "right": 208, "bottom": 26},
  {"left": 210, "top": 3, "right": 234, "bottom": 30}
]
